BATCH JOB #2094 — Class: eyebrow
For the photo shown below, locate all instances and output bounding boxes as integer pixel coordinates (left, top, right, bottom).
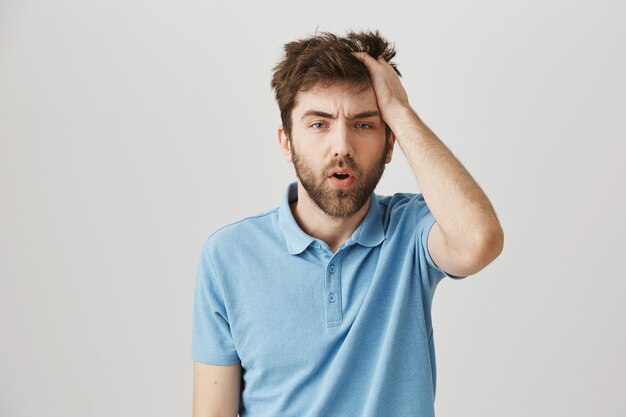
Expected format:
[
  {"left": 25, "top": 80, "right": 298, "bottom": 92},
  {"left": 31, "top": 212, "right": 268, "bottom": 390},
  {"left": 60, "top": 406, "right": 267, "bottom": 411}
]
[{"left": 300, "top": 110, "right": 380, "bottom": 120}]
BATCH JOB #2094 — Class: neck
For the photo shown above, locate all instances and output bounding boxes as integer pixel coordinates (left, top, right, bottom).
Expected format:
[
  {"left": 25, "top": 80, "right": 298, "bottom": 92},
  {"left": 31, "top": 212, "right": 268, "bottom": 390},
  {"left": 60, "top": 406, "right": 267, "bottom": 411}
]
[{"left": 290, "top": 181, "right": 371, "bottom": 253}]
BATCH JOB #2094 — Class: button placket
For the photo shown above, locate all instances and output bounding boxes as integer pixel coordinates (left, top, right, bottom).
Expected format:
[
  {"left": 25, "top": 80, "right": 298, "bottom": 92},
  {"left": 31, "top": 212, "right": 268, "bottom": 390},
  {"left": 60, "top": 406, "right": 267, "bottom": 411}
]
[{"left": 324, "top": 255, "right": 342, "bottom": 327}]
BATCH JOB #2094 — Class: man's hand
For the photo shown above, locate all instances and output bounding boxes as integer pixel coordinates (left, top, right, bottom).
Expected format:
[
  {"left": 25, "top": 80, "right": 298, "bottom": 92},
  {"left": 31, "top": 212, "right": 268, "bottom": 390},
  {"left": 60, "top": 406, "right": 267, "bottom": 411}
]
[{"left": 352, "top": 52, "right": 414, "bottom": 130}]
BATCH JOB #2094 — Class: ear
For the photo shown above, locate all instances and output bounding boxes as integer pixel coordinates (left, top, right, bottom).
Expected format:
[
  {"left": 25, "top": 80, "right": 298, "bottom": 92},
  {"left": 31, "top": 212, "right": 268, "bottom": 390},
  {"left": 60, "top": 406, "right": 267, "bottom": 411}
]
[
  {"left": 278, "top": 126, "right": 293, "bottom": 162},
  {"left": 385, "top": 131, "right": 396, "bottom": 164}
]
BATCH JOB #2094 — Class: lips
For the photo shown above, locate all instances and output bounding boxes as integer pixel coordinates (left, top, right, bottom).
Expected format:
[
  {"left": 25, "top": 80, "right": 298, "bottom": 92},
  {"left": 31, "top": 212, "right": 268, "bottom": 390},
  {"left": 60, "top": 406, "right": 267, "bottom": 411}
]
[
  {"left": 328, "top": 169, "right": 354, "bottom": 179},
  {"left": 327, "top": 168, "right": 355, "bottom": 188}
]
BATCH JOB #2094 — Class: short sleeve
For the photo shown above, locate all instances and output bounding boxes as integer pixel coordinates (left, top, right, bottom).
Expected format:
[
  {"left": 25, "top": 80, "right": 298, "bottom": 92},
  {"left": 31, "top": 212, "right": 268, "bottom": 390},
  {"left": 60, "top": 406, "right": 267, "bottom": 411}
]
[
  {"left": 415, "top": 198, "right": 468, "bottom": 286},
  {"left": 191, "top": 243, "right": 240, "bottom": 365}
]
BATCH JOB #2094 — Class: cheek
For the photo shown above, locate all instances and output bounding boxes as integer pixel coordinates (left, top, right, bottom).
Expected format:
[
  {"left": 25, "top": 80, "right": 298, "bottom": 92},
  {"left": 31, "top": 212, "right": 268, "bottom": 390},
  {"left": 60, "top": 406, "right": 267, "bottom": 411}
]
[
  {"left": 294, "top": 143, "right": 325, "bottom": 166},
  {"left": 365, "top": 139, "right": 387, "bottom": 160}
]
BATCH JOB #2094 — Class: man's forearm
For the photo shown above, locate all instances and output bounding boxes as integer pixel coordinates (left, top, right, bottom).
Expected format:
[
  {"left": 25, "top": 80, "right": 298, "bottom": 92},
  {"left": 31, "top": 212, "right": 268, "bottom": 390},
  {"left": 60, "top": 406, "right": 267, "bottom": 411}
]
[
  {"left": 391, "top": 106, "right": 503, "bottom": 253},
  {"left": 350, "top": 50, "right": 502, "bottom": 255}
]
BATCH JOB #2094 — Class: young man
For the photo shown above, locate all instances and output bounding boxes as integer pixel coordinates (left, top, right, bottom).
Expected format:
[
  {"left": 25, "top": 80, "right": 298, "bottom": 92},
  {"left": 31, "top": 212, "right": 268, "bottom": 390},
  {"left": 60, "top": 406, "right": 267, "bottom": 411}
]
[{"left": 192, "top": 31, "right": 504, "bottom": 417}]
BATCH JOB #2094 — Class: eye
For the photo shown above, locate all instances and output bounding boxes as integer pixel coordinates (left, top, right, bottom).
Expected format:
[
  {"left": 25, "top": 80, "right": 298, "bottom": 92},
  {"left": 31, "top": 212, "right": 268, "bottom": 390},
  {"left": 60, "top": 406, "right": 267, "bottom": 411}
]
[
  {"left": 311, "top": 122, "right": 326, "bottom": 129},
  {"left": 355, "top": 122, "right": 373, "bottom": 129}
]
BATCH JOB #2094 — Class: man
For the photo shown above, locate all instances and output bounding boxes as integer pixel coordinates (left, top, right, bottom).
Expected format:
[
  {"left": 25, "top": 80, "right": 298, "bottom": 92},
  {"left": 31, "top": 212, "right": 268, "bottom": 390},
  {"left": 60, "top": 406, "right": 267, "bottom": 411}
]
[{"left": 192, "top": 31, "right": 503, "bottom": 417}]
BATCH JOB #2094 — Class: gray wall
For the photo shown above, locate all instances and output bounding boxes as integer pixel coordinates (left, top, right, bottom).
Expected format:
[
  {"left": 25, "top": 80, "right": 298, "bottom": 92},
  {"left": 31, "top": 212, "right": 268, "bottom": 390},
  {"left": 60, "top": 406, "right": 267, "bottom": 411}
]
[{"left": 1, "top": 0, "right": 624, "bottom": 416}]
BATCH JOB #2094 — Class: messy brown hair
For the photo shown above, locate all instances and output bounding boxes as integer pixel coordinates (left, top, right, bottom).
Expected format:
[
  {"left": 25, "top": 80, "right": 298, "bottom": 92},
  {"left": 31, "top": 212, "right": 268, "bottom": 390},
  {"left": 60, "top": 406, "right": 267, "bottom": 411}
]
[{"left": 271, "top": 30, "right": 400, "bottom": 139}]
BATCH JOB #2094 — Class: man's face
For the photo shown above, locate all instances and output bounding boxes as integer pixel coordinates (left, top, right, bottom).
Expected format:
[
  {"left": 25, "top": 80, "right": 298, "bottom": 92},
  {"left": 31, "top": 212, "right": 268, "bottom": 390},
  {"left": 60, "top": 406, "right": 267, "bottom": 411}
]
[{"left": 280, "top": 82, "right": 394, "bottom": 218}]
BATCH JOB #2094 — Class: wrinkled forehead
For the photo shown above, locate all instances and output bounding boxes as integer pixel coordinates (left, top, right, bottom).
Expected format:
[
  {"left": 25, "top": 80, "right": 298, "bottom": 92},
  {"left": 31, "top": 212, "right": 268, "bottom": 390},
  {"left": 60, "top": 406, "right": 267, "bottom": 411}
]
[
  {"left": 300, "top": 79, "right": 371, "bottom": 96},
  {"left": 292, "top": 80, "right": 377, "bottom": 115}
]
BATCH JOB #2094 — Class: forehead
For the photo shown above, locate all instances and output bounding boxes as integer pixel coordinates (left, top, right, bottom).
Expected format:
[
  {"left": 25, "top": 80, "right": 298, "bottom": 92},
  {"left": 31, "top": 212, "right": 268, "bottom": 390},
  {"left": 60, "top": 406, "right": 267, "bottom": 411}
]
[{"left": 292, "top": 82, "right": 378, "bottom": 116}]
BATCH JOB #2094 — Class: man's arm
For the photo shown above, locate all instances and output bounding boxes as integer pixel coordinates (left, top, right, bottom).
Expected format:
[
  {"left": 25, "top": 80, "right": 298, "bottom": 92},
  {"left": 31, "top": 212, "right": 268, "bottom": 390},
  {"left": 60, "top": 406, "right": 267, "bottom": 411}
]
[
  {"left": 353, "top": 52, "right": 504, "bottom": 277},
  {"left": 193, "top": 361, "right": 241, "bottom": 417}
]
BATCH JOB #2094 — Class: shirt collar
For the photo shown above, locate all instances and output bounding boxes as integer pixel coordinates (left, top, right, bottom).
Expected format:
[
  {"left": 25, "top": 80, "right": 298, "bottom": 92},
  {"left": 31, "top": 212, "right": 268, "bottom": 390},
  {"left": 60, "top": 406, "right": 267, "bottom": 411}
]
[{"left": 278, "top": 182, "right": 385, "bottom": 255}]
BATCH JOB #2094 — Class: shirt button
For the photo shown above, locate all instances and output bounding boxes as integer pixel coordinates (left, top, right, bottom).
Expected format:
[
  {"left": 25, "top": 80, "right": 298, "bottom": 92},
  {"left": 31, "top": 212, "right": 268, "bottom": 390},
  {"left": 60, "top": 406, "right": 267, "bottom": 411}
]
[
  {"left": 328, "top": 292, "right": 336, "bottom": 303},
  {"left": 313, "top": 242, "right": 321, "bottom": 248},
  {"left": 329, "top": 264, "right": 336, "bottom": 274}
]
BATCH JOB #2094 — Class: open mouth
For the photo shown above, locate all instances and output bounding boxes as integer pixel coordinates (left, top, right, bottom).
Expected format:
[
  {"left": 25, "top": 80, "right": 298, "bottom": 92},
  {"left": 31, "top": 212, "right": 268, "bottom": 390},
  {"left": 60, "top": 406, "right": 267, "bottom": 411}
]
[{"left": 328, "top": 170, "right": 355, "bottom": 188}]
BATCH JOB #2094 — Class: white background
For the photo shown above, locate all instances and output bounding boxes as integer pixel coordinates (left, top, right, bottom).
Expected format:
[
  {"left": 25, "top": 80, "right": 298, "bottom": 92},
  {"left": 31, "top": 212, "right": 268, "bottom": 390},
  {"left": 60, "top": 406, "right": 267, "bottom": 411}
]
[{"left": 1, "top": 0, "right": 625, "bottom": 416}]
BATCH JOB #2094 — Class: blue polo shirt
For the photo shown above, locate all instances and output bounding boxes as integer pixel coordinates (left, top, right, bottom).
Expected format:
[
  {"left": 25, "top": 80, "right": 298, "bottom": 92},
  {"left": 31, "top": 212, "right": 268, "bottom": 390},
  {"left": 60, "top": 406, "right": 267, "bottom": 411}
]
[{"left": 192, "top": 182, "right": 467, "bottom": 416}]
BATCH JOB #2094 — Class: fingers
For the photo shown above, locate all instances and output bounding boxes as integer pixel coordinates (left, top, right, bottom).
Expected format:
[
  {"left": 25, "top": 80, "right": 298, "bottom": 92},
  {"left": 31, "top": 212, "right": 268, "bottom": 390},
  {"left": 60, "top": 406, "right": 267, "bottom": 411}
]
[
  {"left": 351, "top": 51, "right": 378, "bottom": 69},
  {"left": 352, "top": 51, "right": 393, "bottom": 74},
  {"left": 351, "top": 51, "right": 409, "bottom": 111}
]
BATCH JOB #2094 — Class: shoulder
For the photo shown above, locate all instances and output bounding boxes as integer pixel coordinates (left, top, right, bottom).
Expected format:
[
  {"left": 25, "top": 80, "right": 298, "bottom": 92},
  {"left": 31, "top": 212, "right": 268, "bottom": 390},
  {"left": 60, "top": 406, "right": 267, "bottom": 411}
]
[
  {"left": 376, "top": 192, "right": 429, "bottom": 220},
  {"left": 202, "top": 208, "right": 280, "bottom": 255}
]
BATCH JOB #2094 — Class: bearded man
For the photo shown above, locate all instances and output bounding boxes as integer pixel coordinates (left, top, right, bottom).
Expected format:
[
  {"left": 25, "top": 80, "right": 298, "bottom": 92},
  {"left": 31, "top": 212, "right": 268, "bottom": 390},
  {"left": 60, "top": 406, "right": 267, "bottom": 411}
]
[{"left": 192, "top": 30, "right": 504, "bottom": 417}]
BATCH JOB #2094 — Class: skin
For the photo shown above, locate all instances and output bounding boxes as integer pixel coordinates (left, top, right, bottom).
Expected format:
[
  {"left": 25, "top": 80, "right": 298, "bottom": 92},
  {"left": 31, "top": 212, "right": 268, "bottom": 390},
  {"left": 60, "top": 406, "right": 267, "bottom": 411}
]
[
  {"left": 192, "top": 361, "right": 241, "bottom": 417},
  {"left": 193, "top": 51, "right": 505, "bottom": 416}
]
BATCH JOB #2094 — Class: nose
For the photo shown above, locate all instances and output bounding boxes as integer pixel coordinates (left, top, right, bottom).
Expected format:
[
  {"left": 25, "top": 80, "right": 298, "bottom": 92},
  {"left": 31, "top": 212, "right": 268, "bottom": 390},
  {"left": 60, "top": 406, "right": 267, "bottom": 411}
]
[{"left": 330, "top": 123, "right": 354, "bottom": 159}]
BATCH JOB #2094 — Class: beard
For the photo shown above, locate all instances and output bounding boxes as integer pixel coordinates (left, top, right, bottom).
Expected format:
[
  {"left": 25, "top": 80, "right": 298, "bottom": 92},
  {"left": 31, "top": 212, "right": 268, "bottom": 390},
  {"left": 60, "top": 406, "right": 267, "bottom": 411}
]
[{"left": 291, "top": 143, "right": 387, "bottom": 218}]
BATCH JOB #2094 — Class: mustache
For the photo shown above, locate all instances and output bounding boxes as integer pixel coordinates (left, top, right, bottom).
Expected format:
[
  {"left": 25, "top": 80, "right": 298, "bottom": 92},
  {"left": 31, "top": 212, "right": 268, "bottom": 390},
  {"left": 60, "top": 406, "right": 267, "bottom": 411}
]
[{"left": 326, "top": 157, "right": 358, "bottom": 172}]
